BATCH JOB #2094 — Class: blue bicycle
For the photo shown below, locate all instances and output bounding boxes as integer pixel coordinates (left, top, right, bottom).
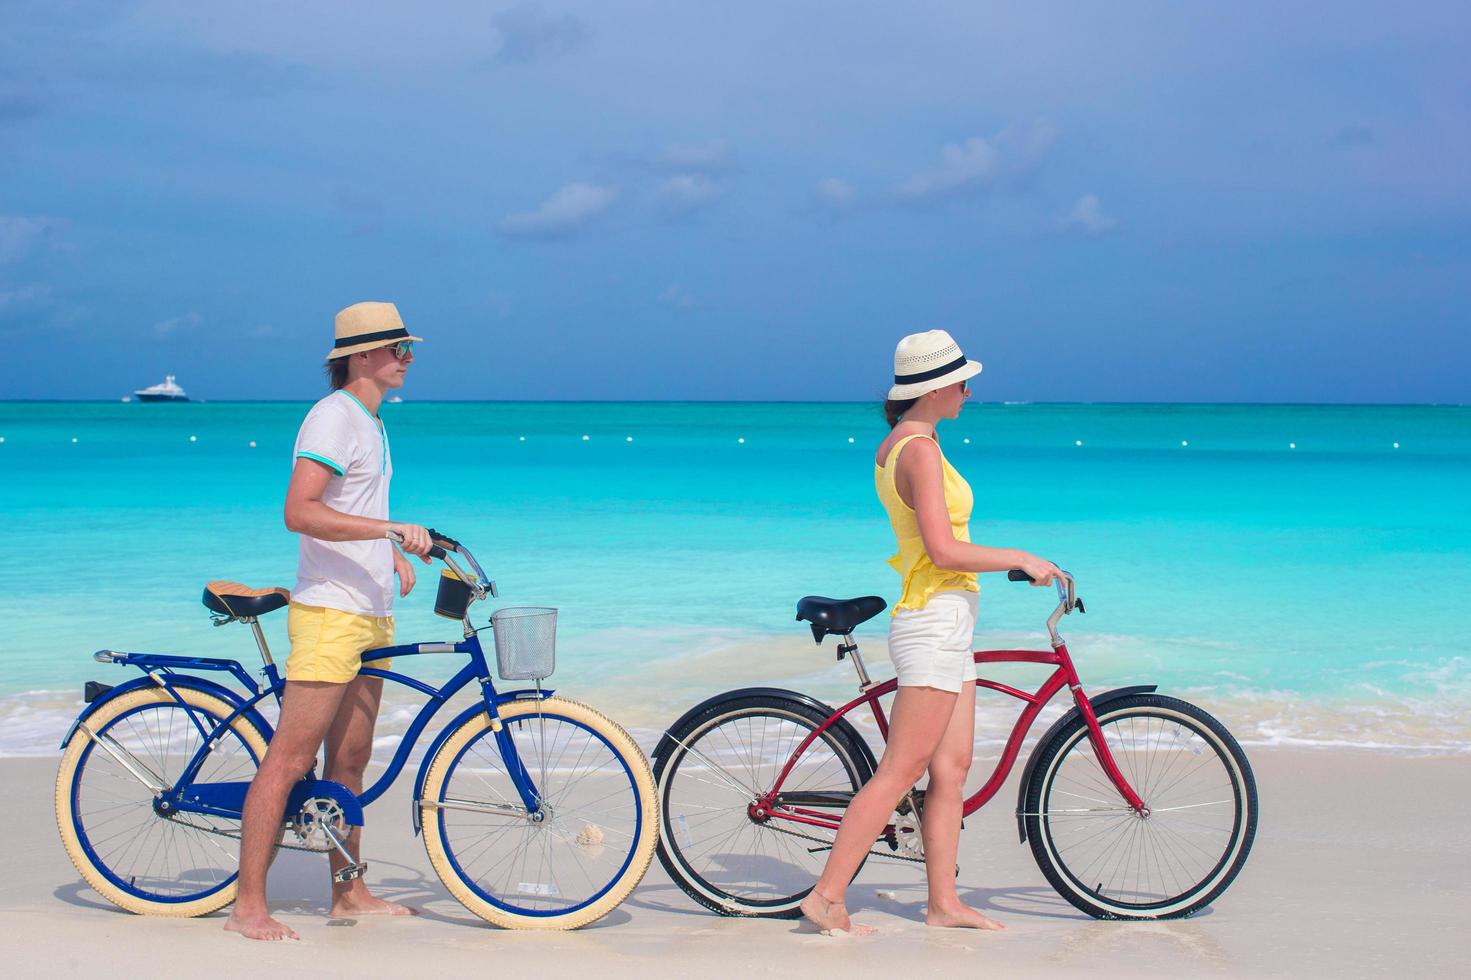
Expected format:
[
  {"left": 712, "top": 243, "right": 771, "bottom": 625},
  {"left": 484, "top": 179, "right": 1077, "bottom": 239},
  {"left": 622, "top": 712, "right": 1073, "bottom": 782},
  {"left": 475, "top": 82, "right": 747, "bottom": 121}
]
[{"left": 55, "top": 531, "right": 658, "bottom": 930}]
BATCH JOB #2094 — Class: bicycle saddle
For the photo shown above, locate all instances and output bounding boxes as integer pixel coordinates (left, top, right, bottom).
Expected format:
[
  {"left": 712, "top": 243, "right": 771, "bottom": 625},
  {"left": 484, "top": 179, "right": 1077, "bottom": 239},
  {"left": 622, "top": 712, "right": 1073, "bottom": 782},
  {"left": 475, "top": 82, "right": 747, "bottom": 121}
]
[
  {"left": 202, "top": 581, "right": 291, "bottom": 619},
  {"left": 795, "top": 595, "right": 887, "bottom": 642}
]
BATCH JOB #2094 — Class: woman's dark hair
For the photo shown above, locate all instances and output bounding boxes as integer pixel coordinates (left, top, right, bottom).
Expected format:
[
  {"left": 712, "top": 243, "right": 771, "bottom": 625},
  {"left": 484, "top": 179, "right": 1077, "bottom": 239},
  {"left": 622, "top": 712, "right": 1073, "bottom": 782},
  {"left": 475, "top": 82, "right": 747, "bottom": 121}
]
[
  {"left": 883, "top": 397, "right": 918, "bottom": 428},
  {"left": 325, "top": 356, "right": 350, "bottom": 391}
]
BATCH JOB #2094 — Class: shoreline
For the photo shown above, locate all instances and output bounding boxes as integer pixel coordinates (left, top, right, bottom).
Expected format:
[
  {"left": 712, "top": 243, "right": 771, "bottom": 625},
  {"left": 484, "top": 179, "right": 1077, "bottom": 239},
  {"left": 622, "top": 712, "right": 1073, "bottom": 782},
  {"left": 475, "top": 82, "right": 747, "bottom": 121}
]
[
  {"left": 5, "top": 630, "right": 1470, "bottom": 759},
  {"left": 6, "top": 748, "right": 1465, "bottom": 977}
]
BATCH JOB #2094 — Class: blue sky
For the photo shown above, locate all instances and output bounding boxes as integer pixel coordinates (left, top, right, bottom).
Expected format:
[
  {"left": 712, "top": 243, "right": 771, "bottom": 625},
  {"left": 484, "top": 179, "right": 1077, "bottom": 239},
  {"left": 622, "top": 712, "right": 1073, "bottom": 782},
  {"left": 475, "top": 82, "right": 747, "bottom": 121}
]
[{"left": 2, "top": 1, "right": 1468, "bottom": 402}]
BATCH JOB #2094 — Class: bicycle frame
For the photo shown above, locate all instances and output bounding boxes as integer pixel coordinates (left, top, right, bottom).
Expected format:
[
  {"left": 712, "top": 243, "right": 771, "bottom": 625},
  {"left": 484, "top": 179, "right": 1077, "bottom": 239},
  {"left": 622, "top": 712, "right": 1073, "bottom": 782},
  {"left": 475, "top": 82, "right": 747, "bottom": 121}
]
[
  {"left": 759, "top": 638, "right": 1147, "bottom": 837},
  {"left": 73, "top": 631, "right": 554, "bottom": 828}
]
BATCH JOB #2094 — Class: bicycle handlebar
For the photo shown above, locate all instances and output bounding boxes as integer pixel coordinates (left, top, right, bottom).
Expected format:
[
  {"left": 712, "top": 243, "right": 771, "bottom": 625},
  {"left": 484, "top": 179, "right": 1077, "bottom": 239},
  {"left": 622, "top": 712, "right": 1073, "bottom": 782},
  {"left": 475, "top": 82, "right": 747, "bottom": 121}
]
[
  {"left": 385, "top": 528, "right": 498, "bottom": 601},
  {"left": 386, "top": 529, "right": 448, "bottom": 560},
  {"left": 1008, "top": 565, "right": 1083, "bottom": 631}
]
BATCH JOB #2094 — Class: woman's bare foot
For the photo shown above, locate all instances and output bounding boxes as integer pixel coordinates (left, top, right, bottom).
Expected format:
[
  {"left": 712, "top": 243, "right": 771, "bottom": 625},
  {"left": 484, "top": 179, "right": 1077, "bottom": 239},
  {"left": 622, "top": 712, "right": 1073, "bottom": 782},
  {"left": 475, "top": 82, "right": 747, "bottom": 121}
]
[
  {"left": 224, "top": 907, "right": 299, "bottom": 941},
  {"left": 330, "top": 890, "right": 419, "bottom": 918},
  {"left": 799, "top": 890, "right": 877, "bottom": 936},
  {"left": 925, "top": 901, "right": 1007, "bottom": 931}
]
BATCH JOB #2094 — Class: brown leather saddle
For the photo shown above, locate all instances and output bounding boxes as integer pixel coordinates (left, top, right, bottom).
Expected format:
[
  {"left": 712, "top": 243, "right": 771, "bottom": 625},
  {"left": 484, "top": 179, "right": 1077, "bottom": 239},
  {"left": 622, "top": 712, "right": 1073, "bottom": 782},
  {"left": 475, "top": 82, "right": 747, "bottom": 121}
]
[{"left": 201, "top": 581, "right": 291, "bottom": 619}]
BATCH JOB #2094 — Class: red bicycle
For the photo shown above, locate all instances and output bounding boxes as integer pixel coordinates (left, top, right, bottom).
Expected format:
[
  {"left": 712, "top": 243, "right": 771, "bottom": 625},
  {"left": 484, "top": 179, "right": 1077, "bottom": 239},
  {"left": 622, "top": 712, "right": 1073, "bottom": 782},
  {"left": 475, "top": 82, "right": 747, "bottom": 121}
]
[{"left": 652, "top": 571, "right": 1258, "bottom": 920}]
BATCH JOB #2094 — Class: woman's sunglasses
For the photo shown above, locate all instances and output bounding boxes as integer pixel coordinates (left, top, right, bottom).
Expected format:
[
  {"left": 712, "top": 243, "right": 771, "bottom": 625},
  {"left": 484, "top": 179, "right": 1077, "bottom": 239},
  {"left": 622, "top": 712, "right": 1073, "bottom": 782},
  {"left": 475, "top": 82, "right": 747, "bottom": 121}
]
[{"left": 386, "top": 341, "right": 414, "bottom": 361}]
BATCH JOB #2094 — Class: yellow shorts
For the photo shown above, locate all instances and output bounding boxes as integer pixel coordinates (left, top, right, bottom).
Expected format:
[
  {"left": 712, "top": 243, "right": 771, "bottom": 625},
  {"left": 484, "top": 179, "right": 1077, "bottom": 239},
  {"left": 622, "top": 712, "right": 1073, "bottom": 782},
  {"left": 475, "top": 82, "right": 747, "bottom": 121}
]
[{"left": 285, "top": 601, "right": 394, "bottom": 683}]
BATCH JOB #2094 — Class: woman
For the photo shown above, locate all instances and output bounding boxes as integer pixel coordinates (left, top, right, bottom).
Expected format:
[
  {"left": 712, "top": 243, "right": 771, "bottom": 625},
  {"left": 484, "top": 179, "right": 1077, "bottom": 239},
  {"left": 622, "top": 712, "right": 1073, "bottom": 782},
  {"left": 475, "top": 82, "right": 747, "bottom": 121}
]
[{"left": 800, "top": 329, "right": 1059, "bottom": 936}]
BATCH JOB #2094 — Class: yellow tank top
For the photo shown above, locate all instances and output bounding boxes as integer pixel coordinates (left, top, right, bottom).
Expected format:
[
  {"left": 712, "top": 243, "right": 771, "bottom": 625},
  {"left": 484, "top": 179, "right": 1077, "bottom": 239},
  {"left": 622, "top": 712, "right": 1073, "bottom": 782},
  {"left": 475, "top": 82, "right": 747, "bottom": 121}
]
[{"left": 875, "top": 433, "right": 980, "bottom": 613}]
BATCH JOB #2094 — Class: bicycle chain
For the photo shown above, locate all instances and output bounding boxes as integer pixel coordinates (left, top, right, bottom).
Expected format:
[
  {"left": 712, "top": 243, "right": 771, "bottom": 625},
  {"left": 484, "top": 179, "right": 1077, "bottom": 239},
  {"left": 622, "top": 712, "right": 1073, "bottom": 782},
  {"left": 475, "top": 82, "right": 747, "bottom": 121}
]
[
  {"left": 162, "top": 814, "right": 334, "bottom": 854},
  {"left": 758, "top": 819, "right": 925, "bottom": 865}
]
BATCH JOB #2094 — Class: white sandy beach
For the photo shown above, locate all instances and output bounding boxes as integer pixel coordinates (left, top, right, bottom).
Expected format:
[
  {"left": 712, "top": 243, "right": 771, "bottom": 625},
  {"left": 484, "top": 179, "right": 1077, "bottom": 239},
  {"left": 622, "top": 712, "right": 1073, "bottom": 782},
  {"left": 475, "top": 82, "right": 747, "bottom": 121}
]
[{"left": 3, "top": 748, "right": 1465, "bottom": 978}]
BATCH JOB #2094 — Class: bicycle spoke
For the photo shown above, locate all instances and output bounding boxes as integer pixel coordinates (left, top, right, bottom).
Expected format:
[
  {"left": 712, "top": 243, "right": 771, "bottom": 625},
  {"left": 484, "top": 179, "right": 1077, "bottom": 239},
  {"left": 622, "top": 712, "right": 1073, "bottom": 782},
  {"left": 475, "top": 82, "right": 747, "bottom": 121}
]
[{"left": 1037, "top": 705, "right": 1249, "bottom": 913}]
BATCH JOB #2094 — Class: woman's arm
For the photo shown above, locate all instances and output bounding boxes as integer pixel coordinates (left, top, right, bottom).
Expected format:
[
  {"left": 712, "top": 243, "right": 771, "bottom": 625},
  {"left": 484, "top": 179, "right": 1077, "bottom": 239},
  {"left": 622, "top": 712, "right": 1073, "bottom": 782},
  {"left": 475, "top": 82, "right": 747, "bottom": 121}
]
[
  {"left": 284, "top": 457, "right": 433, "bottom": 557},
  {"left": 897, "top": 438, "right": 1060, "bottom": 585}
]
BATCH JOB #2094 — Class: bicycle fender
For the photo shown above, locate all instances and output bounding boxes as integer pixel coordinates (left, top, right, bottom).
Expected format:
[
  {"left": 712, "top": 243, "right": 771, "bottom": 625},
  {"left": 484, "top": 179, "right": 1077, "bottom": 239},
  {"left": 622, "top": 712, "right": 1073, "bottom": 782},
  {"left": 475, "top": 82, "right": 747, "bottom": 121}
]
[
  {"left": 1013, "top": 685, "right": 1157, "bottom": 843},
  {"left": 59, "top": 673, "right": 275, "bottom": 750},
  {"left": 411, "top": 700, "right": 500, "bottom": 835},
  {"left": 652, "top": 686, "right": 880, "bottom": 777},
  {"left": 497, "top": 688, "right": 556, "bottom": 702}
]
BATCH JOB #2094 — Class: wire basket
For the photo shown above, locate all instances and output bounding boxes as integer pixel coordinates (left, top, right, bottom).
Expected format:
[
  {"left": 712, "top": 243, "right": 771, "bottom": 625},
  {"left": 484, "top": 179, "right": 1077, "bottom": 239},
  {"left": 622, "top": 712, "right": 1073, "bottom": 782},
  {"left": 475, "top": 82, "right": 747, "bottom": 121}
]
[{"left": 490, "top": 607, "right": 557, "bottom": 681}]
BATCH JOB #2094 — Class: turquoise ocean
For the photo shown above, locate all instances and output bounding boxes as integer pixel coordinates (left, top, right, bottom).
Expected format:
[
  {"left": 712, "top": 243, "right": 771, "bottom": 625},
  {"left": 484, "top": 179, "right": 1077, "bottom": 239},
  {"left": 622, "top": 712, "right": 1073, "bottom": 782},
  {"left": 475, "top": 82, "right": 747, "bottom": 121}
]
[{"left": 2, "top": 401, "right": 1468, "bottom": 756}]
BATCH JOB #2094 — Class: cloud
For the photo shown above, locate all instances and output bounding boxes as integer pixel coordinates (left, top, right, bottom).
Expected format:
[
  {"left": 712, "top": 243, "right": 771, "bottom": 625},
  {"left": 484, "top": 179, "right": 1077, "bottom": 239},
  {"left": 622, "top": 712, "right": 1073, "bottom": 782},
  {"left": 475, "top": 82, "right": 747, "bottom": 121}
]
[
  {"left": 1059, "top": 194, "right": 1118, "bottom": 237},
  {"left": 814, "top": 177, "right": 858, "bottom": 214},
  {"left": 1333, "top": 124, "right": 1375, "bottom": 148},
  {"left": 0, "top": 282, "right": 51, "bottom": 312},
  {"left": 88, "top": 48, "right": 320, "bottom": 99},
  {"left": 895, "top": 119, "right": 1058, "bottom": 204},
  {"left": 657, "top": 284, "right": 695, "bottom": 310},
  {"left": 657, "top": 139, "right": 733, "bottom": 172},
  {"left": 0, "top": 70, "right": 47, "bottom": 122},
  {"left": 656, "top": 174, "right": 723, "bottom": 217},
  {"left": 0, "top": 215, "right": 61, "bottom": 262},
  {"left": 491, "top": 4, "right": 589, "bottom": 66},
  {"left": 499, "top": 182, "right": 615, "bottom": 239},
  {"left": 152, "top": 312, "right": 203, "bottom": 337}
]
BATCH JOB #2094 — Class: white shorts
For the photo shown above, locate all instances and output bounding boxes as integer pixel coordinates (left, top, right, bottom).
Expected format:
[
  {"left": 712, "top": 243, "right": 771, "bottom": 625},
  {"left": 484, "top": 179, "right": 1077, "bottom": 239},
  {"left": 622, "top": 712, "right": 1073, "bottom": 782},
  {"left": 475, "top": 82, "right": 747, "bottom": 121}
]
[{"left": 887, "top": 590, "right": 978, "bottom": 693}]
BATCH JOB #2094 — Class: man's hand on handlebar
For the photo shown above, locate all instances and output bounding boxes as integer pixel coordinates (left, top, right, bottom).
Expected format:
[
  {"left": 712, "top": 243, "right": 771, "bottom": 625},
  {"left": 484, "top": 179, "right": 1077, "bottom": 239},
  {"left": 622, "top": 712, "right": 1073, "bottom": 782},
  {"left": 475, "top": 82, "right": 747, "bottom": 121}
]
[{"left": 387, "top": 523, "right": 435, "bottom": 562}]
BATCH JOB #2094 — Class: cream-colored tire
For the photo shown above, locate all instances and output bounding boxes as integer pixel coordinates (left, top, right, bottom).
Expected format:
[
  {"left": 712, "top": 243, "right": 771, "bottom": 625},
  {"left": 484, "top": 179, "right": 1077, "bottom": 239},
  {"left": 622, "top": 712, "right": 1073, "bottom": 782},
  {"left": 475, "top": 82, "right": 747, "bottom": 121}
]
[
  {"left": 56, "top": 686, "right": 270, "bottom": 917},
  {"left": 420, "top": 697, "right": 658, "bottom": 930}
]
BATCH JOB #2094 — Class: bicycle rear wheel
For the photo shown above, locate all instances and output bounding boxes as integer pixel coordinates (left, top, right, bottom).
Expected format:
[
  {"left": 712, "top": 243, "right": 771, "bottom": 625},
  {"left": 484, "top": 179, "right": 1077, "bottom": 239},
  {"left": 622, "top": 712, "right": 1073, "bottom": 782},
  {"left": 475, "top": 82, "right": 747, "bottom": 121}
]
[
  {"left": 55, "top": 686, "right": 269, "bottom": 916},
  {"left": 653, "top": 694, "right": 874, "bottom": 917},
  {"left": 419, "top": 697, "right": 657, "bottom": 930},
  {"left": 1023, "top": 693, "right": 1258, "bottom": 919}
]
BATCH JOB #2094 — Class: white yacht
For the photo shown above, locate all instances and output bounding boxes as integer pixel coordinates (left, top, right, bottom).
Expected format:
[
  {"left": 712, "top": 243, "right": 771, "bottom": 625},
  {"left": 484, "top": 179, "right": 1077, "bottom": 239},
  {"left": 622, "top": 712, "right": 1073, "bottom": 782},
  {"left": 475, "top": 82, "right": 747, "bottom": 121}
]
[{"left": 133, "top": 375, "right": 189, "bottom": 403}]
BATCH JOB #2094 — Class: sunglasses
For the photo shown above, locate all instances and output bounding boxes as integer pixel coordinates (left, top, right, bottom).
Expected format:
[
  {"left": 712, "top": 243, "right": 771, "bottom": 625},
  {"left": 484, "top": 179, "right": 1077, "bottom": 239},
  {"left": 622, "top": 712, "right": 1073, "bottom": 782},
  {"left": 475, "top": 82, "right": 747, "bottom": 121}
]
[{"left": 385, "top": 341, "right": 414, "bottom": 362}]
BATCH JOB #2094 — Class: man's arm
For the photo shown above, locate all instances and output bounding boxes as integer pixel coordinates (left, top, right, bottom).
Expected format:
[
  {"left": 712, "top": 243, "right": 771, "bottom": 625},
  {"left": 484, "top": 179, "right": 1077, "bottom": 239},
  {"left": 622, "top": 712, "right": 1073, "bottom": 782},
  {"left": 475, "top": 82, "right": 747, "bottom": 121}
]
[{"left": 284, "top": 457, "right": 432, "bottom": 556}]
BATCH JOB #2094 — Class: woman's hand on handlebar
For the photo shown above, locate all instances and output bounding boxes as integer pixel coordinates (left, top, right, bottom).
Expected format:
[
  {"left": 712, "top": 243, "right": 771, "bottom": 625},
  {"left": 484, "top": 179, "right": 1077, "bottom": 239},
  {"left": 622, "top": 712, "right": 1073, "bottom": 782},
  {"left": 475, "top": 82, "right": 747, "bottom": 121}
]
[
  {"left": 387, "top": 523, "right": 434, "bottom": 562},
  {"left": 1017, "top": 555, "right": 1061, "bottom": 587}
]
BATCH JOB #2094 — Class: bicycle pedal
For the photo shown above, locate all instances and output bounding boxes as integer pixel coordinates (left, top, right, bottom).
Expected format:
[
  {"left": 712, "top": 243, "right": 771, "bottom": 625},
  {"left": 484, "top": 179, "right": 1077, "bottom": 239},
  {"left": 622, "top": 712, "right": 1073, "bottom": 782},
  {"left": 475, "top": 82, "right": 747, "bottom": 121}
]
[{"left": 333, "top": 862, "right": 368, "bottom": 883}]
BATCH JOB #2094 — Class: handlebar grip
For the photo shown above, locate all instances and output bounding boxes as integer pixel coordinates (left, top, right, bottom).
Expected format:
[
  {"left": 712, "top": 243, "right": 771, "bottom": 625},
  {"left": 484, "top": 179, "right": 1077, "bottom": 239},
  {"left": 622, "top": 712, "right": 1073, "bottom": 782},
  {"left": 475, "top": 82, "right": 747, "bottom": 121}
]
[
  {"left": 1008, "top": 569, "right": 1034, "bottom": 583},
  {"left": 427, "top": 527, "right": 461, "bottom": 550},
  {"left": 385, "top": 530, "right": 447, "bottom": 560}
]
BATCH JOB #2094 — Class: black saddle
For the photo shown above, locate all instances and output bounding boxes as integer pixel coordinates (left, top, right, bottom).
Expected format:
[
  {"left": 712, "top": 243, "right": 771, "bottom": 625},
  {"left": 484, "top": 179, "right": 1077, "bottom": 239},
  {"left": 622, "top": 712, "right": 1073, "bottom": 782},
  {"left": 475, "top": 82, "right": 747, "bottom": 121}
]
[
  {"left": 795, "top": 595, "right": 887, "bottom": 643},
  {"left": 202, "top": 581, "right": 290, "bottom": 619}
]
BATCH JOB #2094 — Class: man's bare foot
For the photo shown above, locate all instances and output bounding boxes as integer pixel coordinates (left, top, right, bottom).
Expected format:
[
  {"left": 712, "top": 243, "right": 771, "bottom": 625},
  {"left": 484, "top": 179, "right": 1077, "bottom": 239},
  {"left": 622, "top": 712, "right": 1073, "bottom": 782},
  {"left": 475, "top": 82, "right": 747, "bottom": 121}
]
[
  {"left": 330, "top": 890, "right": 419, "bottom": 918},
  {"left": 799, "top": 890, "right": 877, "bottom": 936},
  {"left": 925, "top": 902, "right": 1007, "bottom": 931},
  {"left": 224, "top": 907, "right": 299, "bottom": 941}
]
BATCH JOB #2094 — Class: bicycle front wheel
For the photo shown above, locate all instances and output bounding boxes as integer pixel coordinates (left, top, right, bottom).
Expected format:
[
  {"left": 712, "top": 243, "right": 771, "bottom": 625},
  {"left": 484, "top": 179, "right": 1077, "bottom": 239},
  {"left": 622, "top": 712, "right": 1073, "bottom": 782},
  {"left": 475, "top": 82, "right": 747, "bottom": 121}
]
[
  {"left": 419, "top": 697, "right": 658, "bottom": 930},
  {"left": 55, "top": 686, "right": 269, "bottom": 916},
  {"left": 1024, "top": 693, "right": 1258, "bottom": 919}
]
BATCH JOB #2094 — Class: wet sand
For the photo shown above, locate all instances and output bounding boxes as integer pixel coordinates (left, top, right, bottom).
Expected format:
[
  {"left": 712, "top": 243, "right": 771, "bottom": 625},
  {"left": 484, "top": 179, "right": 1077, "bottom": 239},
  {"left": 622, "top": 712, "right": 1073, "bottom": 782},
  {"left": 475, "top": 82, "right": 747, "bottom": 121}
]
[{"left": 3, "top": 748, "right": 1465, "bottom": 978}]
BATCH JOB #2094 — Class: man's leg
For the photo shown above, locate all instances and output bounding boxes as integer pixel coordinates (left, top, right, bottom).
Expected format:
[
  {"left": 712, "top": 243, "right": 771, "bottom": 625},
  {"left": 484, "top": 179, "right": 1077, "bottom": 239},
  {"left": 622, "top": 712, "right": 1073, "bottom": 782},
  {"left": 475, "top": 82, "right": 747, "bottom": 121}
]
[
  {"left": 225, "top": 681, "right": 350, "bottom": 940},
  {"left": 322, "top": 673, "right": 416, "bottom": 917}
]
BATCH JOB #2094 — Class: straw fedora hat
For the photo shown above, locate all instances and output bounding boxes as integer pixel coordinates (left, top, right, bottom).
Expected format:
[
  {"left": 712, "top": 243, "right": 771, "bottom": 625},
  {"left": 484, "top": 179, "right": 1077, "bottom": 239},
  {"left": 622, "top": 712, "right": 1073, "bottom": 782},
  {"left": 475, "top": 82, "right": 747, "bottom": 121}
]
[
  {"left": 326, "top": 301, "right": 424, "bottom": 360},
  {"left": 887, "top": 329, "right": 983, "bottom": 399}
]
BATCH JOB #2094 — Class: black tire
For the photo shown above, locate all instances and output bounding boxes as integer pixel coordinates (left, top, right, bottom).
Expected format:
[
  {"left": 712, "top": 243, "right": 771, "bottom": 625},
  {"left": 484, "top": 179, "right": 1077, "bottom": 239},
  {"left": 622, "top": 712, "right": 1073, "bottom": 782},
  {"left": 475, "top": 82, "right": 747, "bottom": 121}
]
[
  {"left": 653, "top": 694, "right": 873, "bottom": 917},
  {"left": 1023, "top": 694, "right": 1258, "bottom": 920}
]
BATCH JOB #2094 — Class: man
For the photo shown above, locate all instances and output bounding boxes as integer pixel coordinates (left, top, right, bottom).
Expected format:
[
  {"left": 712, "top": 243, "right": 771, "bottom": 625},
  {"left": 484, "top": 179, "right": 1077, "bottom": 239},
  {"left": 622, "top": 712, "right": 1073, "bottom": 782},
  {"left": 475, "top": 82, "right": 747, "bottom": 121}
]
[{"left": 225, "top": 301, "right": 433, "bottom": 941}]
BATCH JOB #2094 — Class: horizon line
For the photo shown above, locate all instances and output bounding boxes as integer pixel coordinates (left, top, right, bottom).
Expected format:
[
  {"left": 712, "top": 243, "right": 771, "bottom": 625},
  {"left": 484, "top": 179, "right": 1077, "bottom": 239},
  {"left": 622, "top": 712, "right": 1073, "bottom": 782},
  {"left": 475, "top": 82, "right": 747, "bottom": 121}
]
[{"left": 1, "top": 398, "right": 1466, "bottom": 409}]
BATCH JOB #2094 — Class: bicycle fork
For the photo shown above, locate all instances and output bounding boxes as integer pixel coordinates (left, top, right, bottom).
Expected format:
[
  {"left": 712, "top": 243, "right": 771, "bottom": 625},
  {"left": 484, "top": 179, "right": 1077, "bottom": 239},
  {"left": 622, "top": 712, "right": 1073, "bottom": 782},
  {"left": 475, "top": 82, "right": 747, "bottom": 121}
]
[{"left": 1073, "top": 688, "right": 1148, "bottom": 815}]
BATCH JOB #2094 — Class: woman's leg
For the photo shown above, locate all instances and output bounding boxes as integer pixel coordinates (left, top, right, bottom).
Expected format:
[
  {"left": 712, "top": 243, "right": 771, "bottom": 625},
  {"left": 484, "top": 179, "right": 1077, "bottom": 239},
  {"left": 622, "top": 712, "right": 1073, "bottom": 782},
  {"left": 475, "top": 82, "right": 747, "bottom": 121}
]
[
  {"left": 920, "top": 680, "right": 1004, "bottom": 929},
  {"left": 800, "top": 685, "right": 957, "bottom": 933}
]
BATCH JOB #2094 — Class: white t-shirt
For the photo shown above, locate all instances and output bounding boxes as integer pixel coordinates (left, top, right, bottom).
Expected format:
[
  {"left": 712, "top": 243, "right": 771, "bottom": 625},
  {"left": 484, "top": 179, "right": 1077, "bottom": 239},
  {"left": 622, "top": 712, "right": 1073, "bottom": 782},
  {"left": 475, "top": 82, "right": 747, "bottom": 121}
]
[{"left": 291, "top": 390, "right": 395, "bottom": 616}]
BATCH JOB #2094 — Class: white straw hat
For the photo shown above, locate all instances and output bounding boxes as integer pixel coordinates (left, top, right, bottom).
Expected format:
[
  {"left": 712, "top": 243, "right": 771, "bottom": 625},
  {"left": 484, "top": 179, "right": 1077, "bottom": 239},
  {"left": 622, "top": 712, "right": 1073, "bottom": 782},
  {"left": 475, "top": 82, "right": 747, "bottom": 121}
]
[
  {"left": 887, "top": 329, "right": 983, "bottom": 399},
  {"left": 326, "top": 301, "right": 424, "bottom": 360}
]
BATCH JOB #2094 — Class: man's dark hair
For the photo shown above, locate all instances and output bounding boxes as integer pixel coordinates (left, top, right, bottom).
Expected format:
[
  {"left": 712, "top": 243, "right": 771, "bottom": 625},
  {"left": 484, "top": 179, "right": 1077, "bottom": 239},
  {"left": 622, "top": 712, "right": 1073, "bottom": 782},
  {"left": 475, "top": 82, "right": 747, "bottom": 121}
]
[{"left": 325, "top": 356, "right": 350, "bottom": 391}]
